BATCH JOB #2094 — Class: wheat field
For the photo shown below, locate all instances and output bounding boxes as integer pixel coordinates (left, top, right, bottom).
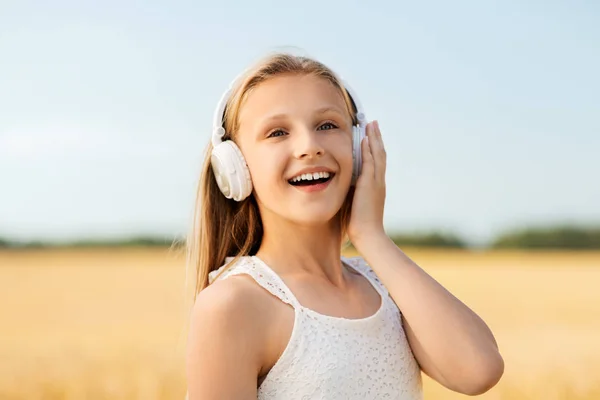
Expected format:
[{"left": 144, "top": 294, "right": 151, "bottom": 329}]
[{"left": 1, "top": 247, "right": 599, "bottom": 399}]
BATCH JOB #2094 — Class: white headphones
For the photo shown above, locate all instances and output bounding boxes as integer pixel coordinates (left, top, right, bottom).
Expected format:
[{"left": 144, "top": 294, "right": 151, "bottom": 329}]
[{"left": 210, "top": 76, "right": 367, "bottom": 202}]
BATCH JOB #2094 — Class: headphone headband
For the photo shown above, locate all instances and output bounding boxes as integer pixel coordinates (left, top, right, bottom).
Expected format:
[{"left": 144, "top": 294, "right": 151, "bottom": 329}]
[
  {"left": 211, "top": 87, "right": 231, "bottom": 147},
  {"left": 340, "top": 80, "right": 366, "bottom": 126}
]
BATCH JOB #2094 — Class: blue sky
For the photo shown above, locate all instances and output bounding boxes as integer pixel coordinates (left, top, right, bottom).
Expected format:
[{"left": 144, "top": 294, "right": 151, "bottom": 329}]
[{"left": 1, "top": 0, "right": 598, "bottom": 245}]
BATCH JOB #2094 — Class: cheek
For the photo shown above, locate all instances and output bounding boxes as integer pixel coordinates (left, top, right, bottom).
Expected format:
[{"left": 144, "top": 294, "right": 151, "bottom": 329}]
[
  {"left": 245, "top": 150, "right": 285, "bottom": 192},
  {"left": 334, "top": 135, "right": 354, "bottom": 169},
  {"left": 333, "top": 137, "right": 355, "bottom": 190}
]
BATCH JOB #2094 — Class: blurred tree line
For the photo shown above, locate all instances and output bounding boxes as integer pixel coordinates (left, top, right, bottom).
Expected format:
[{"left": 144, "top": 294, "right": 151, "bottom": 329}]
[
  {"left": 490, "top": 226, "right": 600, "bottom": 249},
  {"left": 1, "top": 225, "right": 599, "bottom": 250},
  {"left": 0, "top": 236, "right": 178, "bottom": 249},
  {"left": 388, "top": 225, "right": 600, "bottom": 249}
]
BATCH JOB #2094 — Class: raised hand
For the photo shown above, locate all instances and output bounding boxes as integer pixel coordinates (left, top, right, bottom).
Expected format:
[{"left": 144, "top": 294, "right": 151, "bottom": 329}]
[{"left": 347, "top": 120, "right": 387, "bottom": 250}]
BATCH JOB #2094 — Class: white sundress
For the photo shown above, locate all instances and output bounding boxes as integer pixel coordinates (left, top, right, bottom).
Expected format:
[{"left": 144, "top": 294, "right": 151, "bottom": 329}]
[{"left": 208, "top": 255, "right": 424, "bottom": 400}]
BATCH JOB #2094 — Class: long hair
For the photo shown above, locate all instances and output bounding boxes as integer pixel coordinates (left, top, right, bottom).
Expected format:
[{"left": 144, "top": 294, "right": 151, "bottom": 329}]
[{"left": 185, "top": 52, "right": 359, "bottom": 305}]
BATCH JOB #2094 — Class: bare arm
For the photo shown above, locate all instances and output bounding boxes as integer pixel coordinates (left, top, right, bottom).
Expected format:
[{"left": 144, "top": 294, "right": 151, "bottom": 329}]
[
  {"left": 347, "top": 121, "right": 503, "bottom": 395},
  {"left": 357, "top": 234, "right": 504, "bottom": 395},
  {"left": 186, "top": 278, "right": 264, "bottom": 400}
]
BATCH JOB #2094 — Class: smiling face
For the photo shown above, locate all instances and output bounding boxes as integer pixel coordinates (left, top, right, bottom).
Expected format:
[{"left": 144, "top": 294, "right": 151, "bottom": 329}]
[{"left": 235, "top": 73, "right": 355, "bottom": 228}]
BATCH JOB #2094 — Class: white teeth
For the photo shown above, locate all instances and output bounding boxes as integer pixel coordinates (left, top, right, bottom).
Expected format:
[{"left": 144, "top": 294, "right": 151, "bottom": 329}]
[{"left": 290, "top": 171, "right": 331, "bottom": 182}]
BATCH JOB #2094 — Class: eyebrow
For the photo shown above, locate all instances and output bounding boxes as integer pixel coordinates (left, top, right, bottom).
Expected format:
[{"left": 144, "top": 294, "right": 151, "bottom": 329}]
[{"left": 261, "top": 106, "right": 346, "bottom": 123}]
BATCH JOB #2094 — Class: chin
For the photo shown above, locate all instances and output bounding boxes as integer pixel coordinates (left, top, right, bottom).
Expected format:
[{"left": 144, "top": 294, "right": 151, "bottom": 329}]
[
  {"left": 282, "top": 198, "right": 346, "bottom": 226},
  {"left": 259, "top": 198, "right": 344, "bottom": 228},
  {"left": 288, "top": 212, "right": 340, "bottom": 227}
]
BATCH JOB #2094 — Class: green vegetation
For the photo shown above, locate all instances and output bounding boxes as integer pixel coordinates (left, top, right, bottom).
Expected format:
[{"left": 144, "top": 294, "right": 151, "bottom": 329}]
[
  {"left": 491, "top": 225, "right": 600, "bottom": 249},
  {"left": 0, "top": 236, "right": 183, "bottom": 249},
  {"left": 388, "top": 231, "right": 467, "bottom": 248},
  {"left": 1, "top": 224, "right": 599, "bottom": 250}
]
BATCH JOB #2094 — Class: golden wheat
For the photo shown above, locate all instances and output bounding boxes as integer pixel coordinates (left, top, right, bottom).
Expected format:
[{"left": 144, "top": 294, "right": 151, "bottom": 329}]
[{"left": 1, "top": 248, "right": 599, "bottom": 399}]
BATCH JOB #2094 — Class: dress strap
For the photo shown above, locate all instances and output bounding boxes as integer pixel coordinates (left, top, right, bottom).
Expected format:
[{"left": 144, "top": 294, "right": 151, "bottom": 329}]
[
  {"left": 210, "top": 256, "right": 300, "bottom": 308},
  {"left": 342, "top": 256, "right": 389, "bottom": 297}
]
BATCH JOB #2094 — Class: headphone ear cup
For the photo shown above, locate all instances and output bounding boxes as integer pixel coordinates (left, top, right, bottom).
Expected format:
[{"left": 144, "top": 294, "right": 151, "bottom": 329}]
[
  {"left": 228, "top": 141, "right": 253, "bottom": 200},
  {"left": 351, "top": 124, "right": 365, "bottom": 184},
  {"left": 211, "top": 140, "right": 253, "bottom": 201}
]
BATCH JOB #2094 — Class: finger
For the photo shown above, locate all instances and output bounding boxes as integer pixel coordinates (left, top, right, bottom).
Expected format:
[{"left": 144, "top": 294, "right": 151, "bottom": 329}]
[
  {"left": 360, "top": 125, "right": 375, "bottom": 180},
  {"left": 370, "top": 121, "right": 385, "bottom": 159},
  {"left": 370, "top": 120, "right": 386, "bottom": 180}
]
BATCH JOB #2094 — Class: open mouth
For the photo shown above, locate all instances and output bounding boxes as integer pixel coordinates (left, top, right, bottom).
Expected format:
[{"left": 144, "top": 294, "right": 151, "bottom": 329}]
[{"left": 288, "top": 172, "right": 335, "bottom": 187}]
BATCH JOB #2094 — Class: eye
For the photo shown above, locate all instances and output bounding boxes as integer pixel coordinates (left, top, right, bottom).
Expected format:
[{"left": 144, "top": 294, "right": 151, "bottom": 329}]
[
  {"left": 317, "top": 121, "right": 338, "bottom": 131},
  {"left": 267, "top": 129, "right": 287, "bottom": 138}
]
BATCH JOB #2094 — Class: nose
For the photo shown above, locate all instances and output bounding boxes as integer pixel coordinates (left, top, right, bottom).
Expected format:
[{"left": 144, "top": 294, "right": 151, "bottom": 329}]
[{"left": 293, "top": 128, "right": 324, "bottom": 160}]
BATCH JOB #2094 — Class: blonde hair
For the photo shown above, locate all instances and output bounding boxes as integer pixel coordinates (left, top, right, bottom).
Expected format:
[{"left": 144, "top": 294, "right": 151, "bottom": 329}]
[{"left": 185, "top": 52, "right": 358, "bottom": 304}]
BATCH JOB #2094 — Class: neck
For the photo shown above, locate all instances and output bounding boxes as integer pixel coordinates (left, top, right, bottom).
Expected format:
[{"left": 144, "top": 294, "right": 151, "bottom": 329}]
[{"left": 256, "top": 212, "right": 348, "bottom": 286}]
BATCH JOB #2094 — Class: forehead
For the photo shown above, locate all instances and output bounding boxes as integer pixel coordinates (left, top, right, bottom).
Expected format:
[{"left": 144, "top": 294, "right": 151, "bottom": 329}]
[{"left": 237, "top": 74, "right": 349, "bottom": 129}]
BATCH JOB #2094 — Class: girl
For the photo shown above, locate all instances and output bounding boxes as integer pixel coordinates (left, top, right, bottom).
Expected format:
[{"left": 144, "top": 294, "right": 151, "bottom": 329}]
[{"left": 185, "top": 53, "right": 504, "bottom": 399}]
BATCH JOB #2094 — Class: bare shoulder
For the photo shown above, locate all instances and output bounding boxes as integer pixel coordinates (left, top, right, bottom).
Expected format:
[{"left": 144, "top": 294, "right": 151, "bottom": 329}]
[
  {"left": 190, "top": 274, "right": 269, "bottom": 330},
  {"left": 186, "top": 274, "right": 272, "bottom": 399}
]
